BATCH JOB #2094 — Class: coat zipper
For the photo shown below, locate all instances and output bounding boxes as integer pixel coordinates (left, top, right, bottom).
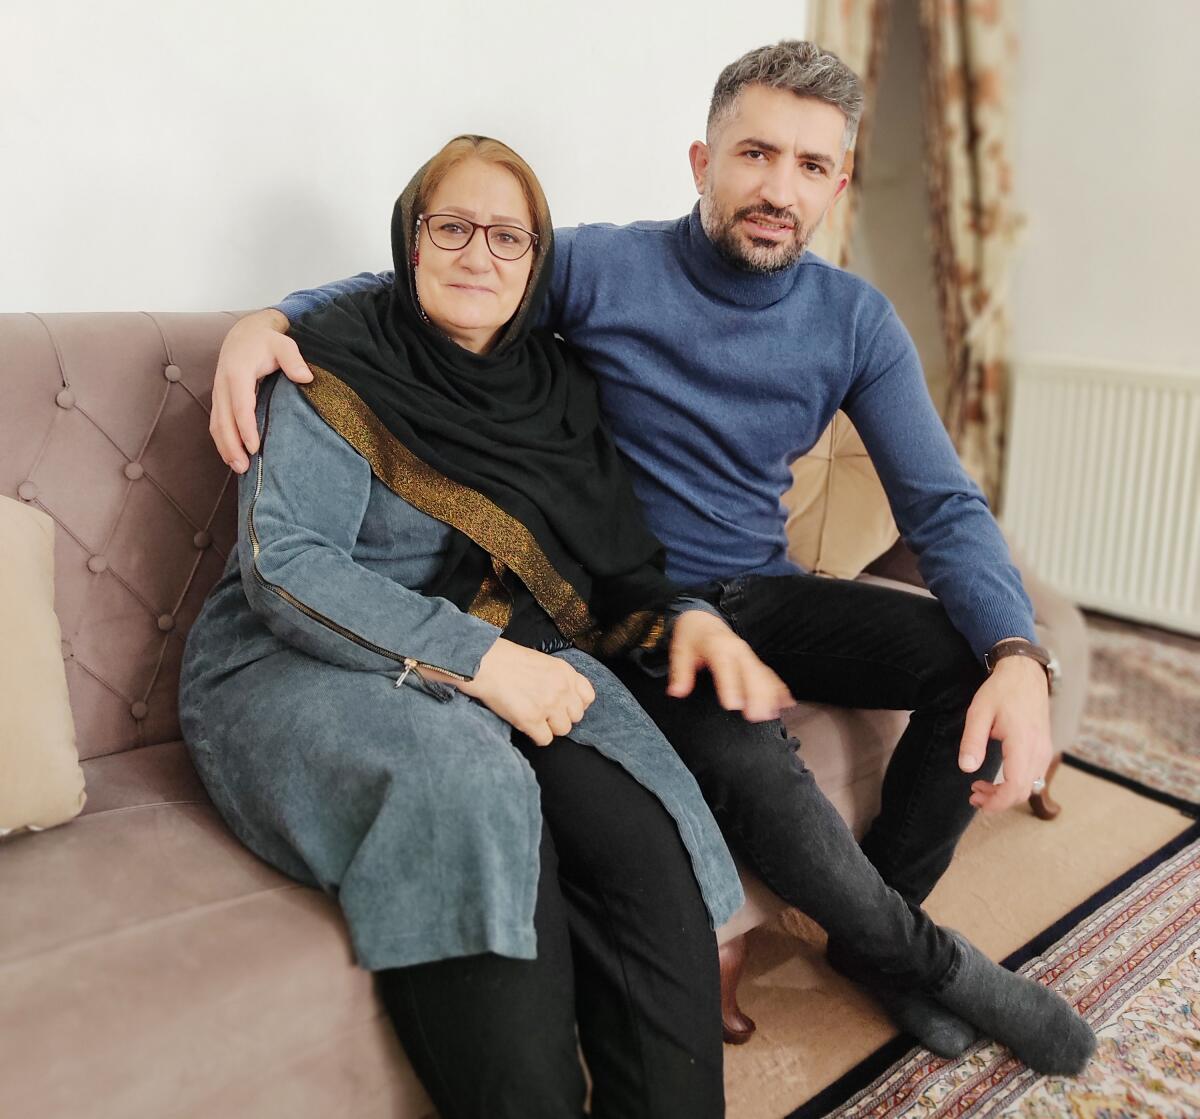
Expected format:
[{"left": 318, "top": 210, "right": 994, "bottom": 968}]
[{"left": 245, "top": 420, "right": 465, "bottom": 702}]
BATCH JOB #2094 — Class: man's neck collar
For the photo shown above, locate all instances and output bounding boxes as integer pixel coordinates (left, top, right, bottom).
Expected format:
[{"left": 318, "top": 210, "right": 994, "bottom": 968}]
[{"left": 678, "top": 204, "right": 802, "bottom": 308}]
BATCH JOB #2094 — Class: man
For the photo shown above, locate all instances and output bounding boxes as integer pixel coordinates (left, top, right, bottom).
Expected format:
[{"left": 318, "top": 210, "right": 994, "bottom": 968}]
[{"left": 209, "top": 41, "right": 1060, "bottom": 1054}]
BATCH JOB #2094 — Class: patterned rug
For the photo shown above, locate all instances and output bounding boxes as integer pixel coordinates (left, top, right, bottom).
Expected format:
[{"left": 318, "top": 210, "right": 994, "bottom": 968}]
[
  {"left": 794, "top": 824, "right": 1200, "bottom": 1119},
  {"left": 1071, "top": 612, "right": 1200, "bottom": 806}
]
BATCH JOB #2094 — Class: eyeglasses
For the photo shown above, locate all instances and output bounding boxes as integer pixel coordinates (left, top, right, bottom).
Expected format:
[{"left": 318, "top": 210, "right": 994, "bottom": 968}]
[{"left": 418, "top": 213, "right": 539, "bottom": 262}]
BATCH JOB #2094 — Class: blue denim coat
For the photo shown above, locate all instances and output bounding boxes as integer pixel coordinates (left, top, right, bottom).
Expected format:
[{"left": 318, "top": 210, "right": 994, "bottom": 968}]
[{"left": 179, "top": 377, "right": 742, "bottom": 970}]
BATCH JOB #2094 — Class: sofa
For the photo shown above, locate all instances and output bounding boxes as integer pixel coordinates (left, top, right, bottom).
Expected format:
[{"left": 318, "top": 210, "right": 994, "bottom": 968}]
[{"left": 0, "top": 312, "right": 1089, "bottom": 1119}]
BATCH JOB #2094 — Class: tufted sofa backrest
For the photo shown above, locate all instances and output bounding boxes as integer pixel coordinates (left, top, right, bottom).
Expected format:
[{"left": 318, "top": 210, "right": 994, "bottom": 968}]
[
  {"left": 0, "top": 310, "right": 904, "bottom": 762},
  {"left": 1, "top": 313, "right": 241, "bottom": 759}
]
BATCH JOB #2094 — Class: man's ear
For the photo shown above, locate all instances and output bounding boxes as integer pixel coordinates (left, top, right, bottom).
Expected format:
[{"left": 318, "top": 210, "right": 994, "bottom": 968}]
[
  {"left": 831, "top": 149, "right": 854, "bottom": 204},
  {"left": 688, "top": 140, "right": 710, "bottom": 196}
]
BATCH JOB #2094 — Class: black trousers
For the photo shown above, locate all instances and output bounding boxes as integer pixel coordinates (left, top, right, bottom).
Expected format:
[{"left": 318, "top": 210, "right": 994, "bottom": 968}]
[
  {"left": 613, "top": 572, "right": 1001, "bottom": 990},
  {"left": 375, "top": 735, "right": 723, "bottom": 1119}
]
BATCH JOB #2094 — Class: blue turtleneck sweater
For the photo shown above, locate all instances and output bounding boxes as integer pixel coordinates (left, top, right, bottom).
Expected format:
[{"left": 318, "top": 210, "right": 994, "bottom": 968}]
[{"left": 276, "top": 206, "right": 1036, "bottom": 660}]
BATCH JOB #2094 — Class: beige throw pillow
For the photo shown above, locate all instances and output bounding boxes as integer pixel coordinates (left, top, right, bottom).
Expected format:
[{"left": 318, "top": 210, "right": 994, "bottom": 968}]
[
  {"left": 0, "top": 496, "right": 86, "bottom": 836},
  {"left": 784, "top": 412, "right": 900, "bottom": 579}
]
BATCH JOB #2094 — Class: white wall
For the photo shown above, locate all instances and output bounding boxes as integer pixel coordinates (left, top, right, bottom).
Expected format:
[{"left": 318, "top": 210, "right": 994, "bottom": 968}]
[
  {"left": 1011, "top": 0, "right": 1200, "bottom": 374},
  {"left": 3, "top": 1, "right": 807, "bottom": 312}
]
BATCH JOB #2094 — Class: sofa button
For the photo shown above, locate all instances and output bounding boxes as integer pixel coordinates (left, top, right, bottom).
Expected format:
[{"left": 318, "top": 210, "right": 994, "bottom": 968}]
[
  {"left": 157, "top": 614, "right": 176, "bottom": 632},
  {"left": 193, "top": 530, "right": 212, "bottom": 549},
  {"left": 164, "top": 364, "right": 183, "bottom": 382},
  {"left": 124, "top": 462, "right": 145, "bottom": 480},
  {"left": 55, "top": 388, "right": 76, "bottom": 409},
  {"left": 87, "top": 555, "right": 108, "bottom": 574},
  {"left": 130, "top": 701, "right": 149, "bottom": 720},
  {"left": 17, "top": 481, "right": 38, "bottom": 501},
  {"left": 61, "top": 638, "right": 73, "bottom": 659}
]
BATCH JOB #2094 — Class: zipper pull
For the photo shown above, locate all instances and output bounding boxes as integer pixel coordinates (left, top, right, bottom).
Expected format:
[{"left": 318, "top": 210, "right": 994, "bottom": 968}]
[{"left": 396, "top": 658, "right": 455, "bottom": 702}]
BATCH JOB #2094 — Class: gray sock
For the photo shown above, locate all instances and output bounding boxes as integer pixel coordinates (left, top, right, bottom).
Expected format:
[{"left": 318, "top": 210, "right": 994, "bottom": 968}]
[
  {"left": 872, "top": 986, "right": 979, "bottom": 1059},
  {"left": 825, "top": 944, "right": 978, "bottom": 1058},
  {"left": 935, "top": 933, "right": 1096, "bottom": 1076}
]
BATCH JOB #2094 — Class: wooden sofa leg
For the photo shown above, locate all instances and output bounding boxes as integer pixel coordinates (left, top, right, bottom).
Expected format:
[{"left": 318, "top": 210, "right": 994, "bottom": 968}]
[
  {"left": 719, "top": 933, "right": 756, "bottom": 1045},
  {"left": 1029, "top": 752, "right": 1064, "bottom": 821}
]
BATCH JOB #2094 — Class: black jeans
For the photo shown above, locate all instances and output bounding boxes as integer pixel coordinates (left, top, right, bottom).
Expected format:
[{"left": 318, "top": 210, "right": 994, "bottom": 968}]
[
  {"left": 375, "top": 736, "right": 723, "bottom": 1119},
  {"left": 613, "top": 573, "right": 1000, "bottom": 990}
]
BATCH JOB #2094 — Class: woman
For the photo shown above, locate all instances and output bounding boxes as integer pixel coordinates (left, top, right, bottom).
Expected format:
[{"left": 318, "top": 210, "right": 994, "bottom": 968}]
[{"left": 181, "top": 135, "right": 761, "bottom": 1119}]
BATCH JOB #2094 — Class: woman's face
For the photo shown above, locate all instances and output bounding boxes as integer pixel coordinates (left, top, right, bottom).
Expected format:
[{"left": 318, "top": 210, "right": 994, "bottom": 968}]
[{"left": 414, "top": 157, "right": 536, "bottom": 354}]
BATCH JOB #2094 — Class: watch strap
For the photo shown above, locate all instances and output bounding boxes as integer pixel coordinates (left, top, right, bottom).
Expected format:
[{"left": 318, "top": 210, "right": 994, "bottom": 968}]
[{"left": 984, "top": 638, "right": 1058, "bottom": 693}]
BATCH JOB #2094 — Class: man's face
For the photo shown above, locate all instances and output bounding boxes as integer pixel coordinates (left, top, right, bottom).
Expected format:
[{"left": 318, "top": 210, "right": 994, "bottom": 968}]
[{"left": 690, "top": 84, "right": 851, "bottom": 273}]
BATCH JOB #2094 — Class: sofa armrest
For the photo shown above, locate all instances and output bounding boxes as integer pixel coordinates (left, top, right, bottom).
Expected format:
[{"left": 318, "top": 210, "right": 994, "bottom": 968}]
[{"left": 862, "top": 536, "right": 924, "bottom": 588}]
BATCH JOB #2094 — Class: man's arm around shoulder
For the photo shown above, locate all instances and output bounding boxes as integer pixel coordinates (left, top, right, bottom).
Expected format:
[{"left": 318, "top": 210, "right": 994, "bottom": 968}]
[{"left": 211, "top": 271, "right": 390, "bottom": 470}]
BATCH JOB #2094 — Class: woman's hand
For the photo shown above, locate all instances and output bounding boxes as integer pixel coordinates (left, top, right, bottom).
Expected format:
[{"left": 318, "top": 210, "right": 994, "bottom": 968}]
[
  {"left": 210, "top": 309, "right": 313, "bottom": 473},
  {"left": 454, "top": 638, "right": 596, "bottom": 746},
  {"left": 668, "top": 610, "right": 796, "bottom": 722}
]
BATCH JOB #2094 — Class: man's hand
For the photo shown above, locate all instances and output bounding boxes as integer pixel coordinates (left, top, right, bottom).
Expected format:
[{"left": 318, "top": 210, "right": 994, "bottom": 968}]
[
  {"left": 667, "top": 609, "right": 796, "bottom": 722},
  {"left": 453, "top": 638, "right": 596, "bottom": 747},
  {"left": 210, "top": 308, "right": 312, "bottom": 473},
  {"left": 958, "top": 656, "right": 1053, "bottom": 813}
]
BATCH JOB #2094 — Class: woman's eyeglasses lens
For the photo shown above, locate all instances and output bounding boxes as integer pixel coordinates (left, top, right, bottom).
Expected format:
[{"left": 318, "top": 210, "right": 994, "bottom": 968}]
[{"left": 424, "top": 215, "right": 534, "bottom": 261}]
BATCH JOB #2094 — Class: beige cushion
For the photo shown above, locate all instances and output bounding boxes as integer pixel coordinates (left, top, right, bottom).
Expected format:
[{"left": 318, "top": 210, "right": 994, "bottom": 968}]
[
  {"left": 784, "top": 412, "right": 900, "bottom": 579},
  {"left": 0, "top": 496, "right": 86, "bottom": 835}
]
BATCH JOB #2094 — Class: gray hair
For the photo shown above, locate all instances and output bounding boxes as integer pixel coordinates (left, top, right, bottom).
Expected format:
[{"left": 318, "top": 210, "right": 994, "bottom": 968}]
[{"left": 707, "top": 40, "right": 864, "bottom": 153}]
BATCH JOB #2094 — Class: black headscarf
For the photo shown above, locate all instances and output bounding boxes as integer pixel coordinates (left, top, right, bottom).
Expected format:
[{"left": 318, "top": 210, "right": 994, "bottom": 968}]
[{"left": 285, "top": 137, "right": 674, "bottom": 654}]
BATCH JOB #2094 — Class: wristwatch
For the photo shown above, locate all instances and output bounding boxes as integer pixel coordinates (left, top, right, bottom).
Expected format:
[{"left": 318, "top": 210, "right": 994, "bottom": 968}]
[{"left": 984, "top": 637, "right": 1060, "bottom": 695}]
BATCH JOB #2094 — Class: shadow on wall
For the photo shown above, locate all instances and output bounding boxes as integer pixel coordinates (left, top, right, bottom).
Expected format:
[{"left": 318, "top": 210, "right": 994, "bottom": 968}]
[{"left": 848, "top": 1, "right": 949, "bottom": 414}]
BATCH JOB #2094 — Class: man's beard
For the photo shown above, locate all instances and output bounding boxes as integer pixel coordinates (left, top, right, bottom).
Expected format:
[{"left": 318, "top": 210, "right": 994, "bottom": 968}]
[{"left": 701, "top": 197, "right": 818, "bottom": 275}]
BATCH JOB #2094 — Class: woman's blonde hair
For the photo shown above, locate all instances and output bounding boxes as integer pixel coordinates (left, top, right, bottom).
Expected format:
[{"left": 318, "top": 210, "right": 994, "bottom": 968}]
[{"left": 416, "top": 135, "right": 551, "bottom": 243}]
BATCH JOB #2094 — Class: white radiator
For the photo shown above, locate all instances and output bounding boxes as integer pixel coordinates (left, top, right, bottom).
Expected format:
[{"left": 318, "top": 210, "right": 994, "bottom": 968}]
[{"left": 1001, "top": 358, "right": 1200, "bottom": 636}]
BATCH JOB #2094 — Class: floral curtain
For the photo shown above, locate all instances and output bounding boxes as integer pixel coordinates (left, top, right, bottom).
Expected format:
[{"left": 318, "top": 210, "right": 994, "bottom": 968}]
[{"left": 919, "top": 0, "right": 1024, "bottom": 504}]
